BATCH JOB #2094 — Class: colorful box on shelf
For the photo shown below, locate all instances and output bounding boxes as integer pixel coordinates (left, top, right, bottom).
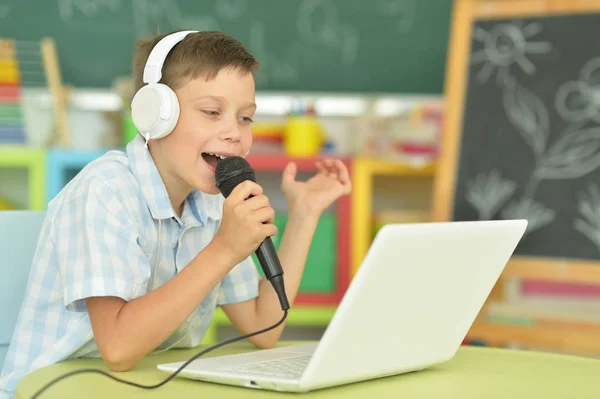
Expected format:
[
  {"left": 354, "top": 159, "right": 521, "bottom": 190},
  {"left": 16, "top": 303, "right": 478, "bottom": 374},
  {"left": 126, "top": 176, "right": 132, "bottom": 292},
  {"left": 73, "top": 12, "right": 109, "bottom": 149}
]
[
  {"left": 46, "top": 148, "right": 116, "bottom": 203},
  {"left": 0, "top": 146, "right": 45, "bottom": 210}
]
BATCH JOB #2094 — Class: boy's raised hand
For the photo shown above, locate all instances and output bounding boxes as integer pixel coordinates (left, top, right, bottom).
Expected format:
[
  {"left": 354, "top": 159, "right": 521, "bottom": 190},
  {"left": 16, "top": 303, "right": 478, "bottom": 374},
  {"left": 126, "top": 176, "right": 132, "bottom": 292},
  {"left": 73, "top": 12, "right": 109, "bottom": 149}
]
[
  {"left": 281, "top": 159, "right": 352, "bottom": 218},
  {"left": 214, "top": 180, "right": 278, "bottom": 266}
]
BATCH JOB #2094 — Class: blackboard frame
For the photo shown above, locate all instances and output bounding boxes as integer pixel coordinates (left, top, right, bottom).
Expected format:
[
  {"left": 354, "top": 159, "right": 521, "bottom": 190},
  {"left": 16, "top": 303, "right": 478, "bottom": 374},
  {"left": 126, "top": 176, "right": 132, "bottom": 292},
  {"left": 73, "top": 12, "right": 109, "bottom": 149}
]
[{"left": 432, "top": 0, "right": 600, "bottom": 287}]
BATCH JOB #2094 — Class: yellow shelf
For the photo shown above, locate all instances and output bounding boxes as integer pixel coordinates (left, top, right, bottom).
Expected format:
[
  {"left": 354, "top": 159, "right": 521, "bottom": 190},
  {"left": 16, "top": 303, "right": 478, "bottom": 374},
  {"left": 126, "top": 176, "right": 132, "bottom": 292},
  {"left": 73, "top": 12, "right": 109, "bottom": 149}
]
[
  {"left": 0, "top": 146, "right": 46, "bottom": 210},
  {"left": 354, "top": 156, "right": 436, "bottom": 176},
  {"left": 351, "top": 157, "right": 437, "bottom": 277},
  {"left": 202, "top": 306, "right": 337, "bottom": 345}
]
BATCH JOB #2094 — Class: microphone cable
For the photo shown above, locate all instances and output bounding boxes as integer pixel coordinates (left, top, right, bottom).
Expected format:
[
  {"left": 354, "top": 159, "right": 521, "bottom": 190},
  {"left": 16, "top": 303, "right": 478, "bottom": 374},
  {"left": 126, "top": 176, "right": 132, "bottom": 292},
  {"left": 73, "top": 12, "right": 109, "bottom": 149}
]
[{"left": 30, "top": 310, "right": 288, "bottom": 399}]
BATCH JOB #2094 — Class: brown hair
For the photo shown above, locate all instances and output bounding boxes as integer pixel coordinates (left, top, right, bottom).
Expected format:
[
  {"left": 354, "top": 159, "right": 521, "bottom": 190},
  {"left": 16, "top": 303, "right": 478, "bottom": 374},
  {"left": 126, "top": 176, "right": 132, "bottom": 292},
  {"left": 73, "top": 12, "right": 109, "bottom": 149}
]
[{"left": 132, "top": 30, "right": 259, "bottom": 92}]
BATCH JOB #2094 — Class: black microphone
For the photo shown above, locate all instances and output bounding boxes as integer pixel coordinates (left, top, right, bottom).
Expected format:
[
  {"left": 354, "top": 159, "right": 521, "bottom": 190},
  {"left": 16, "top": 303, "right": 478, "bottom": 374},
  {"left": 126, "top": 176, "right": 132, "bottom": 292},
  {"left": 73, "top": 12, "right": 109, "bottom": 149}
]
[{"left": 215, "top": 156, "right": 290, "bottom": 311}]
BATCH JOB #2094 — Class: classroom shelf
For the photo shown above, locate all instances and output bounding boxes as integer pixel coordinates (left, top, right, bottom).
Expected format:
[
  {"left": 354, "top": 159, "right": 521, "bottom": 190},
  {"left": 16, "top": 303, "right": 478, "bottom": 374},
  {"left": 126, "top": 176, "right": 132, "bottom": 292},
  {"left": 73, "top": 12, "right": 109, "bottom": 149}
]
[
  {"left": 202, "top": 306, "right": 337, "bottom": 345},
  {"left": 467, "top": 318, "right": 600, "bottom": 356},
  {"left": 0, "top": 146, "right": 45, "bottom": 210},
  {"left": 351, "top": 156, "right": 437, "bottom": 276},
  {"left": 248, "top": 152, "right": 352, "bottom": 306},
  {"left": 46, "top": 148, "right": 115, "bottom": 203}
]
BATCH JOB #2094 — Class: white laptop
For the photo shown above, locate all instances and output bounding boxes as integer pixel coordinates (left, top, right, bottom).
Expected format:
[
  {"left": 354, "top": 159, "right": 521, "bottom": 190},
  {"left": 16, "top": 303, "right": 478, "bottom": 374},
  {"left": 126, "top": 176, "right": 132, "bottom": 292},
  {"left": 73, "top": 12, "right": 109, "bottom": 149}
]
[{"left": 158, "top": 219, "right": 527, "bottom": 392}]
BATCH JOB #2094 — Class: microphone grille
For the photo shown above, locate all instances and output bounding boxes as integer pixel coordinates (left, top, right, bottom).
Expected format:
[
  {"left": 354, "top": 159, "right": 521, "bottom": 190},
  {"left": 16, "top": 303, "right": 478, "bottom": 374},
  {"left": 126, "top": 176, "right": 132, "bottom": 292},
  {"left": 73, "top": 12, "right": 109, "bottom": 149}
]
[{"left": 215, "top": 156, "right": 256, "bottom": 198}]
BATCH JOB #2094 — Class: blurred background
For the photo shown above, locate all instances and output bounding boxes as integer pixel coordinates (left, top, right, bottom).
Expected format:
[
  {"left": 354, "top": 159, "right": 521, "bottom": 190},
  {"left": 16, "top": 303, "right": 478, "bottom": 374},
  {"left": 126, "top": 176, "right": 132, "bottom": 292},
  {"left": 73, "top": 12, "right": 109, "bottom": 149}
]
[{"left": 1, "top": 0, "right": 600, "bottom": 358}]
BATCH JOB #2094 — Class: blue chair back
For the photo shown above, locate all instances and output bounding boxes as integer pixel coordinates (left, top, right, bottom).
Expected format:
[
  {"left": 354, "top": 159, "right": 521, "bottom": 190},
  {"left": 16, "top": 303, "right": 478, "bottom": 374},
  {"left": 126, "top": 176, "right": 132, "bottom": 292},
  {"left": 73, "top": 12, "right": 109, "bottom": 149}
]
[{"left": 0, "top": 211, "right": 45, "bottom": 369}]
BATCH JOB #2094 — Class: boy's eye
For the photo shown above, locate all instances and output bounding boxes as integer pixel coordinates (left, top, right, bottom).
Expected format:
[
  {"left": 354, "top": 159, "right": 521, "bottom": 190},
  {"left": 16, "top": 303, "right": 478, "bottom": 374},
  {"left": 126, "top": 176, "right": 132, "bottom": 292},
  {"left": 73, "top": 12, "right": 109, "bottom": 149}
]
[
  {"left": 238, "top": 116, "right": 253, "bottom": 123},
  {"left": 202, "top": 110, "right": 220, "bottom": 116}
]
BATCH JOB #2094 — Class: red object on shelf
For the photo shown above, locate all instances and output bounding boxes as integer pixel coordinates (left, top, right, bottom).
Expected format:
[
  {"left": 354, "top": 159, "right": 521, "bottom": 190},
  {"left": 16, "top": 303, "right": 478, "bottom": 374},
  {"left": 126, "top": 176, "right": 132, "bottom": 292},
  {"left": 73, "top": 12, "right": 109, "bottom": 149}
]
[
  {"left": 0, "top": 84, "right": 21, "bottom": 103},
  {"left": 522, "top": 280, "right": 600, "bottom": 297},
  {"left": 246, "top": 153, "right": 352, "bottom": 306},
  {"left": 396, "top": 143, "right": 438, "bottom": 155}
]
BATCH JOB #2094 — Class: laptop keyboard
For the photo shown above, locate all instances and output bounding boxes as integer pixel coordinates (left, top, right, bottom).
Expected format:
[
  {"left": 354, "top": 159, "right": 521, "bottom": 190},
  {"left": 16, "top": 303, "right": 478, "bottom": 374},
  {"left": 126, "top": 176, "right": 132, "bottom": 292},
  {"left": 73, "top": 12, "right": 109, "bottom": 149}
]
[{"left": 220, "top": 354, "right": 312, "bottom": 379}]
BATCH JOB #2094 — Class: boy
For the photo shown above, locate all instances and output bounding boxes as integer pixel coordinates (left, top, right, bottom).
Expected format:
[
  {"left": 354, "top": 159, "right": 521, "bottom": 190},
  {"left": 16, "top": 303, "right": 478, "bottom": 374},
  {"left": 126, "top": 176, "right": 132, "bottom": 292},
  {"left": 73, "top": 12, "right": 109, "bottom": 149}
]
[{"left": 0, "top": 30, "right": 350, "bottom": 398}]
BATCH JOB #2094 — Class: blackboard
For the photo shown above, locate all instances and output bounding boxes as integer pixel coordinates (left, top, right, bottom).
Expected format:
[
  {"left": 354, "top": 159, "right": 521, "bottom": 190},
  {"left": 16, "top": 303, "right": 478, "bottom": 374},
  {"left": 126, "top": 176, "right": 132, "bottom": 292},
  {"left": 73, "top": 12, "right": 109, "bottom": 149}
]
[
  {"left": 452, "top": 12, "right": 600, "bottom": 261},
  {"left": 0, "top": 0, "right": 452, "bottom": 93}
]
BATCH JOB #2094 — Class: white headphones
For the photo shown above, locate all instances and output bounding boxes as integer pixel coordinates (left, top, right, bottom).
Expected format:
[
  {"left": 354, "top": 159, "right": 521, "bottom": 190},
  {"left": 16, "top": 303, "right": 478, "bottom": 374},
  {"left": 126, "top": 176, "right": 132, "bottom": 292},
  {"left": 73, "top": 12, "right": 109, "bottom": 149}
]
[{"left": 131, "top": 30, "right": 199, "bottom": 144}]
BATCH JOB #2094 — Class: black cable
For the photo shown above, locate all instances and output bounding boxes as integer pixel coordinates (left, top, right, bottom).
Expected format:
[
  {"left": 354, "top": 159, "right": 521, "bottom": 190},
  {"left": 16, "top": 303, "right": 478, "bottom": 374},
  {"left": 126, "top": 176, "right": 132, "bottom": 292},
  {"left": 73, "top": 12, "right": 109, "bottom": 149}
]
[{"left": 30, "top": 310, "right": 288, "bottom": 399}]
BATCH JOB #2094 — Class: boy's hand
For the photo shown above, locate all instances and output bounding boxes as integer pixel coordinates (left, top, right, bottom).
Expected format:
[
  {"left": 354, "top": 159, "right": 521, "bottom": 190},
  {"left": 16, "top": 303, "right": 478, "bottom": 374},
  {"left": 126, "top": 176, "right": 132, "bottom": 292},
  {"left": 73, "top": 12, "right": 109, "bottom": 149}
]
[
  {"left": 214, "top": 180, "right": 278, "bottom": 266},
  {"left": 281, "top": 159, "right": 351, "bottom": 219}
]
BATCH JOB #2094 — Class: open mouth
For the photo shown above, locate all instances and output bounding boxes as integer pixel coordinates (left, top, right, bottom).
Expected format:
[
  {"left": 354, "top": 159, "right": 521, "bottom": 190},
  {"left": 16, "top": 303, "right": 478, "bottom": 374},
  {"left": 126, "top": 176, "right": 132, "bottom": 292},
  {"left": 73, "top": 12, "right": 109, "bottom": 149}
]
[{"left": 201, "top": 152, "right": 226, "bottom": 169}]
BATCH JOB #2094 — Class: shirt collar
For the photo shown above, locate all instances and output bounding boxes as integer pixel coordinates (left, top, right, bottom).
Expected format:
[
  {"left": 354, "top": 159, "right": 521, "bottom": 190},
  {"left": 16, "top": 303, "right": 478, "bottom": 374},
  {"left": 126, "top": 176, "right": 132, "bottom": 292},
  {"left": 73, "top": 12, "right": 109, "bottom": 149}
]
[{"left": 126, "top": 135, "right": 223, "bottom": 225}]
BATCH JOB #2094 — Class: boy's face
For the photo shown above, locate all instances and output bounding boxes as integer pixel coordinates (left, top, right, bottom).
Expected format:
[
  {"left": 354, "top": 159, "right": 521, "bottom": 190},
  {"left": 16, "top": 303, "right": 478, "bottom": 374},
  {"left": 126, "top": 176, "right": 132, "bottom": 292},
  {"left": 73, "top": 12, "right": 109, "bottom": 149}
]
[{"left": 154, "top": 67, "right": 256, "bottom": 196}]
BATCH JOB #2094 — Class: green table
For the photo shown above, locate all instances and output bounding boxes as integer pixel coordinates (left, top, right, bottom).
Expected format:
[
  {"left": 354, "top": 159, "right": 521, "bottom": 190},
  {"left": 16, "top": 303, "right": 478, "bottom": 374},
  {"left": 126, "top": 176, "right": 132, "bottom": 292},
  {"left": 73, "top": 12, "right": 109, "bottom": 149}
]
[{"left": 16, "top": 342, "right": 600, "bottom": 399}]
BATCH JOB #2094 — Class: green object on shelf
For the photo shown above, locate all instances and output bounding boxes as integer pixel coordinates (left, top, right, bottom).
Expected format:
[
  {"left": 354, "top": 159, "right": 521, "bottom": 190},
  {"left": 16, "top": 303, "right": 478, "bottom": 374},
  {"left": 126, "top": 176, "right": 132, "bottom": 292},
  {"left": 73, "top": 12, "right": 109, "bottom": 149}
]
[
  {"left": 0, "top": 146, "right": 46, "bottom": 210},
  {"left": 122, "top": 114, "right": 138, "bottom": 145},
  {"left": 0, "top": 104, "right": 23, "bottom": 120},
  {"left": 204, "top": 306, "right": 336, "bottom": 344},
  {"left": 252, "top": 212, "right": 336, "bottom": 293}
]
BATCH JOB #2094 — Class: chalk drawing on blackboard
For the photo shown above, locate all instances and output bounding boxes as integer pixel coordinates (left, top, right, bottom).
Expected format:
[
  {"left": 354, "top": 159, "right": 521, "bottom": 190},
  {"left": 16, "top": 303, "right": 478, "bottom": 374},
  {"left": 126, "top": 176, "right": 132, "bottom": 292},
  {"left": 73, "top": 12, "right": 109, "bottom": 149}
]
[
  {"left": 470, "top": 22, "right": 551, "bottom": 85},
  {"left": 503, "top": 78, "right": 549, "bottom": 159},
  {"left": 502, "top": 81, "right": 600, "bottom": 233},
  {"left": 465, "top": 80, "right": 600, "bottom": 235},
  {"left": 555, "top": 57, "right": 600, "bottom": 125},
  {"left": 132, "top": 0, "right": 220, "bottom": 38},
  {"left": 296, "top": 0, "right": 359, "bottom": 65},
  {"left": 58, "top": 0, "right": 122, "bottom": 21},
  {"left": 575, "top": 183, "right": 600, "bottom": 252},
  {"left": 537, "top": 123, "right": 600, "bottom": 180},
  {"left": 501, "top": 198, "right": 555, "bottom": 234},
  {"left": 216, "top": 0, "right": 247, "bottom": 20},
  {"left": 375, "top": 0, "right": 417, "bottom": 33},
  {"left": 466, "top": 169, "right": 517, "bottom": 220}
]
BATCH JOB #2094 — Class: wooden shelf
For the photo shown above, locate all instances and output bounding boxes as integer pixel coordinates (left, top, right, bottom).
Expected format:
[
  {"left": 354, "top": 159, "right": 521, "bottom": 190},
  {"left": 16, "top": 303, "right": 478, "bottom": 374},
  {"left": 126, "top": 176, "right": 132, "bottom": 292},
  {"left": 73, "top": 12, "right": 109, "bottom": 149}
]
[
  {"left": 0, "top": 146, "right": 46, "bottom": 210},
  {"left": 351, "top": 157, "right": 437, "bottom": 276},
  {"left": 468, "top": 319, "right": 600, "bottom": 356},
  {"left": 354, "top": 156, "right": 436, "bottom": 177}
]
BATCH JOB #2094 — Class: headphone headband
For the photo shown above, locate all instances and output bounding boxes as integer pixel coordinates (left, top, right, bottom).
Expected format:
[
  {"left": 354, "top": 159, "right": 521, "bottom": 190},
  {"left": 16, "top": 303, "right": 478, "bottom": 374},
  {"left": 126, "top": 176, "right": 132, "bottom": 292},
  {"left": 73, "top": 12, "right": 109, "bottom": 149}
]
[{"left": 143, "top": 30, "right": 199, "bottom": 84}]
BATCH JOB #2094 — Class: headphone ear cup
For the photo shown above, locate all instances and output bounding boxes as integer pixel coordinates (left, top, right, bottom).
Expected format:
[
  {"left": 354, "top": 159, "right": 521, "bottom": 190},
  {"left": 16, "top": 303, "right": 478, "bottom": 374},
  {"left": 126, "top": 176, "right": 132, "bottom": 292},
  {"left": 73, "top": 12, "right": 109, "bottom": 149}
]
[
  {"left": 161, "top": 85, "right": 180, "bottom": 138},
  {"left": 130, "top": 83, "right": 180, "bottom": 141}
]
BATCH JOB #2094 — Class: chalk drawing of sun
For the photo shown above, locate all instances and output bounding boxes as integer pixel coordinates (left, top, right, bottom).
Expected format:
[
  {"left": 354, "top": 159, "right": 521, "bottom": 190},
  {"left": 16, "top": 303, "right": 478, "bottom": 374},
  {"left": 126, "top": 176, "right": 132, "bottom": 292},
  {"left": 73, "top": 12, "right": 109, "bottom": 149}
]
[{"left": 470, "top": 21, "right": 552, "bottom": 85}]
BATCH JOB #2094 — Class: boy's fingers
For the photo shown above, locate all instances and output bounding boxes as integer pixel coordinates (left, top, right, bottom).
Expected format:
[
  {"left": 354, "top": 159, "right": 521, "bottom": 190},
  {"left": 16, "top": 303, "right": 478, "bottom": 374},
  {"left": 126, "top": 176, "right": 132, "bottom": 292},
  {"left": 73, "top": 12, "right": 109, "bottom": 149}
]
[
  {"left": 335, "top": 160, "right": 350, "bottom": 184},
  {"left": 316, "top": 161, "right": 327, "bottom": 175},
  {"left": 238, "top": 194, "right": 270, "bottom": 212},
  {"left": 282, "top": 162, "right": 297, "bottom": 185},
  {"left": 261, "top": 223, "right": 278, "bottom": 238},
  {"left": 252, "top": 206, "right": 276, "bottom": 224},
  {"left": 228, "top": 180, "right": 263, "bottom": 203}
]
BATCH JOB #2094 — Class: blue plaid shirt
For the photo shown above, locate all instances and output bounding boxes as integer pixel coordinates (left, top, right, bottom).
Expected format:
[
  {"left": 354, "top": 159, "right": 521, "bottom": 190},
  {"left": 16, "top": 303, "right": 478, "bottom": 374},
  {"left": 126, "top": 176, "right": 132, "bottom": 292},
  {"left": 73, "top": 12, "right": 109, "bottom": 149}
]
[{"left": 0, "top": 135, "right": 260, "bottom": 398}]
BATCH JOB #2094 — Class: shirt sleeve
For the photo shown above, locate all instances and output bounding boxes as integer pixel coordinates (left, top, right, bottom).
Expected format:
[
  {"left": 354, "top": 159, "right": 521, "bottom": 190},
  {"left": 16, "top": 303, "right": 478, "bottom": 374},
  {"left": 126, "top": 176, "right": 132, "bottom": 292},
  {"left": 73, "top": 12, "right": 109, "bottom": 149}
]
[
  {"left": 217, "top": 255, "right": 261, "bottom": 305},
  {"left": 53, "top": 176, "right": 151, "bottom": 312}
]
